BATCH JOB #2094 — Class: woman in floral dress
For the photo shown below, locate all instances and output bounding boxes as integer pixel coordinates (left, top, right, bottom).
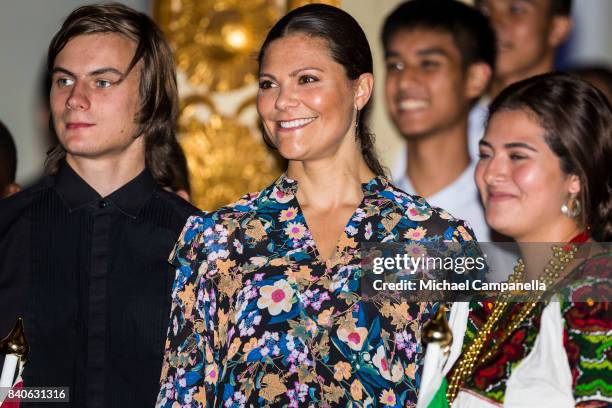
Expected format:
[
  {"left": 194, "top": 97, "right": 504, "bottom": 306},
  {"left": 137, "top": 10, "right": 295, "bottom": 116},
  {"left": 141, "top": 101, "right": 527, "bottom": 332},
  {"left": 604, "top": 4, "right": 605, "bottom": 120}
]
[{"left": 157, "top": 4, "right": 478, "bottom": 407}]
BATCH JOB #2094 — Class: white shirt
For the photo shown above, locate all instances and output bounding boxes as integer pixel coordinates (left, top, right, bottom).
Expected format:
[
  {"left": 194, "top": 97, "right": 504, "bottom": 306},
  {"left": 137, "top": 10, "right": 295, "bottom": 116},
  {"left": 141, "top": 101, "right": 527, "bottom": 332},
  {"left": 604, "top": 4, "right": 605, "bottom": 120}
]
[
  {"left": 391, "top": 98, "right": 491, "bottom": 241},
  {"left": 467, "top": 97, "right": 490, "bottom": 160},
  {"left": 393, "top": 161, "right": 490, "bottom": 242},
  {"left": 446, "top": 301, "right": 577, "bottom": 408}
]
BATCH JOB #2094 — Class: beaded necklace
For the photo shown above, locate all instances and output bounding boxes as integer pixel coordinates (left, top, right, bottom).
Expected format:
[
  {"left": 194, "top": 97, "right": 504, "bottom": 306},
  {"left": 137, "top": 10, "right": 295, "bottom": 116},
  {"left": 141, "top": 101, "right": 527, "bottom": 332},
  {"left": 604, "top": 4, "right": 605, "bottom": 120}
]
[{"left": 445, "top": 238, "right": 584, "bottom": 404}]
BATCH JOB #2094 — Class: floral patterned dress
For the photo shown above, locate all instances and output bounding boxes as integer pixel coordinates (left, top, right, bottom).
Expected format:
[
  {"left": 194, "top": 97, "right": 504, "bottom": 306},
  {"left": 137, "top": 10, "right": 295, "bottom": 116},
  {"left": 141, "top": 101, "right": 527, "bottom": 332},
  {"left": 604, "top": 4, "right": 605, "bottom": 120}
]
[{"left": 157, "top": 174, "right": 478, "bottom": 407}]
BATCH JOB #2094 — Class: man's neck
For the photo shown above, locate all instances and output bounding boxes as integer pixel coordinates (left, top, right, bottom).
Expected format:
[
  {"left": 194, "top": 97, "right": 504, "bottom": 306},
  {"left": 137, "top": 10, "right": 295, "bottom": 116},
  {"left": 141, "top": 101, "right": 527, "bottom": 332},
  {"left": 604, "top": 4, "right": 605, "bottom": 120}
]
[
  {"left": 66, "top": 153, "right": 146, "bottom": 197},
  {"left": 405, "top": 122, "right": 470, "bottom": 198},
  {"left": 490, "top": 57, "right": 555, "bottom": 98}
]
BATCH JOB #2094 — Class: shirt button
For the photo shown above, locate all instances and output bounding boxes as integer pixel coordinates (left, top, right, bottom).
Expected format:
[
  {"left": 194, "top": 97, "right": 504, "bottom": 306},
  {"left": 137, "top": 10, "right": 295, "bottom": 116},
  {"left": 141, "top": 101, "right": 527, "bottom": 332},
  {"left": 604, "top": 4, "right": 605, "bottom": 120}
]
[{"left": 99, "top": 200, "right": 107, "bottom": 208}]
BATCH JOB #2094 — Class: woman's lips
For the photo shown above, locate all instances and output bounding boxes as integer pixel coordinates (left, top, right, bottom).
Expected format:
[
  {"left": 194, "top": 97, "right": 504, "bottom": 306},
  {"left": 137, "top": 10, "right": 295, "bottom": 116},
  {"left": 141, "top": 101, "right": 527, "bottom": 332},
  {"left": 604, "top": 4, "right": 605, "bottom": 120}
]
[
  {"left": 487, "top": 192, "right": 516, "bottom": 203},
  {"left": 277, "top": 117, "right": 316, "bottom": 131},
  {"left": 66, "top": 122, "right": 94, "bottom": 130}
]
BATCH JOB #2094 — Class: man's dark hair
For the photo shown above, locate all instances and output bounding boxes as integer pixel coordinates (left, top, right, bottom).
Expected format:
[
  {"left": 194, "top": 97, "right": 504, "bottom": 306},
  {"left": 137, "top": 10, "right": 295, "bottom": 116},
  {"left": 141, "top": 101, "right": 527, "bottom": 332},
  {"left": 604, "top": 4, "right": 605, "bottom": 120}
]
[
  {"left": 382, "top": 0, "right": 496, "bottom": 71},
  {"left": 568, "top": 64, "right": 612, "bottom": 102},
  {"left": 167, "top": 141, "right": 191, "bottom": 195},
  {"left": 550, "top": 0, "right": 573, "bottom": 16},
  {"left": 0, "top": 121, "right": 17, "bottom": 189},
  {"left": 46, "top": 2, "right": 182, "bottom": 190},
  {"left": 474, "top": 0, "right": 572, "bottom": 17}
]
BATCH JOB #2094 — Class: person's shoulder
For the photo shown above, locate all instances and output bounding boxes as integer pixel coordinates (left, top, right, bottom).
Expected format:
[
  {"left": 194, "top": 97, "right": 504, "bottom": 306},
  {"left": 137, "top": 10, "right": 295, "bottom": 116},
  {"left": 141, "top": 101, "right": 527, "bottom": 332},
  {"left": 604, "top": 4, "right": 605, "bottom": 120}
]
[
  {"left": 210, "top": 185, "right": 270, "bottom": 222},
  {"left": 561, "top": 247, "right": 612, "bottom": 296},
  {"left": 141, "top": 187, "right": 198, "bottom": 237},
  {"left": 384, "top": 180, "right": 430, "bottom": 209},
  {"left": 0, "top": 177, "right": 53, "bottom": 232},
  {"left": 383, "top": 180, "right": 462, "bottom": 223},
  {"left": 0, "top": 176, "right": 52, "bottom": 208},
  {"left": 153, "top": 187, "right": 198, "bottom": 216},
  {"left": 174, "top": 187, "right": 267, "bottom": 241},
  {"left": 558, "top": 249, "right": 611, "bottom": 338},
  {"left": 383, "top": 180, "right": 478, "bottom": 242},
  {"left": 229, "top": 189, "right": 263, "bottom": 210}
]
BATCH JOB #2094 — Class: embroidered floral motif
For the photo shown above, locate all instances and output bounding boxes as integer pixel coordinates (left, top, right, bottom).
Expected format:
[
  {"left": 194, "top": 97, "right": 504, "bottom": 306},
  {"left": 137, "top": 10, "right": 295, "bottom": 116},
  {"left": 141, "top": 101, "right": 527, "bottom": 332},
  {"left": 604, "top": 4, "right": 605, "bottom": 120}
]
[{"left": 455, "top": 252, "right": 612, "bottom": 406}]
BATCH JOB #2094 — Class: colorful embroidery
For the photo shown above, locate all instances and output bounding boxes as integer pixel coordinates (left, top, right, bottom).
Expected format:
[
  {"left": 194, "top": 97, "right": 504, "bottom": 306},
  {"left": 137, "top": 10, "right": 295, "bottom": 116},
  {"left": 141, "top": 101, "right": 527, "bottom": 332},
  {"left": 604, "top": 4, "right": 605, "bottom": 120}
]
[
  {"left": 560, "top": 252, "right": 612, "bottom": 406},
  {"left": 455, "top": 251, "right": 611, "bottom": 406}
]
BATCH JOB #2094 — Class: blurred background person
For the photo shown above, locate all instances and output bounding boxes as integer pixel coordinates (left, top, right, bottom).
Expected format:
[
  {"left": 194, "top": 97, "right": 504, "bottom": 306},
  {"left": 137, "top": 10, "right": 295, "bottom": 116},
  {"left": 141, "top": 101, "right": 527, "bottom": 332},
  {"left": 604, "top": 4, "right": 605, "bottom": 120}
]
[
  {"left": 432, "top": 73, "right": 611, "bottom": 407},
  {"left": 0, "top": 121, "right": 21, "bottom": 198},
  {"left": 157, "top": 4, "right": 479, "bottom": 407},
  {"left": 569, "top": 63, "right": 612, "bottom": 102},
  {"left": 383, "top": 0, "right": 495, "bottom": 242},
  {"left": 476, "top": 0, "right": 573, "bottom": 97},
  {"left": 464, "top": 0, "right": 574, "bottom": 165}
]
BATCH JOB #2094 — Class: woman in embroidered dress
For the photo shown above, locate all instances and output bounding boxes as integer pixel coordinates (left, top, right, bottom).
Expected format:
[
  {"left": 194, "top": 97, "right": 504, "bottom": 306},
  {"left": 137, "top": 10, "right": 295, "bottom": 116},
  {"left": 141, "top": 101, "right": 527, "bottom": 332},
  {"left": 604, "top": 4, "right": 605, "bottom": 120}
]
[
  {"left": 437, "top": 73, "right": 612, "bottom": 407},
  {"left": 157, "top": 4, "right": 479, "bottom": 407}
]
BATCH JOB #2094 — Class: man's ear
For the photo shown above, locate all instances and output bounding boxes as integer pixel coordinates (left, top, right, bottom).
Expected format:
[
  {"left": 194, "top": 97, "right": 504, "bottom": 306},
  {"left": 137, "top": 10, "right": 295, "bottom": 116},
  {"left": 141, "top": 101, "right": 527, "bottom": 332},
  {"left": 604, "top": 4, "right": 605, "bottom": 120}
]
[
  {"left": 548, "top": 15, "right": 572, "bottom": 48},
  {"left": 465, "top": 62, "right": 492, "bottom": 100},
  {"left": 354, "top": 73, "right": 374, "bottom": 111}
]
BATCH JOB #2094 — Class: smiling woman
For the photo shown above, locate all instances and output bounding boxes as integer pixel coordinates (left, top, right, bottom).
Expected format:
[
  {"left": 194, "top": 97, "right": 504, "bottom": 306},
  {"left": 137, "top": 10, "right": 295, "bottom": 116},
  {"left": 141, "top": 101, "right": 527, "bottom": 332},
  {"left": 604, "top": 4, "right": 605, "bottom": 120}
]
[
  {"left": 257, "top": 34, "right": 359, "bottom": 165},
  {"left": 476, "top": 73, "right": 612, "bottom": 243},
  {"left": 256, "top": 4, "right": 384, "bottom": 178},
  {"left": 156, "top": 4, "right": 482, "bottom": 408},
  {"left": 433, "top": 73, "right": 612, "bottom": 408}
]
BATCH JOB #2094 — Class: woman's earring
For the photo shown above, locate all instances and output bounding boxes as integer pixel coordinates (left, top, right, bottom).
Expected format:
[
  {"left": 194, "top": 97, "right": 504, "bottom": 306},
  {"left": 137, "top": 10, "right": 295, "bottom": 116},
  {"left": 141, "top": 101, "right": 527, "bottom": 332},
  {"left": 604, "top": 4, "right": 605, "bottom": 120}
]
[
  {"left": 561, "top": 195, "right": 581, "bottom": 218},
  {"left": 355, "top": 108, "right": 361, "bottom": 135}
]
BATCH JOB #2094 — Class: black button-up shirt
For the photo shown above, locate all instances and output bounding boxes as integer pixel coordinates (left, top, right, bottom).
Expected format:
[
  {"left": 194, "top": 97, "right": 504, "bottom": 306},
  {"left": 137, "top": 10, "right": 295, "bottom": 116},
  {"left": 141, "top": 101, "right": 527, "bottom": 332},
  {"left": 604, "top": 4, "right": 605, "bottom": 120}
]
[{"left": 0, "top": 161, "right": 197, "bottom": 407}]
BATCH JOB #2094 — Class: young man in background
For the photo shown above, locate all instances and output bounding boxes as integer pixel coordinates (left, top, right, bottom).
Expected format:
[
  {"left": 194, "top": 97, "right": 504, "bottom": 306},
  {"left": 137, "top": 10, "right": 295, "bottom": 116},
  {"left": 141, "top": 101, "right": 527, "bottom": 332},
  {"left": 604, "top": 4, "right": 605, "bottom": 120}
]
[{"left": 383, "top": 0, "right": 495, "bottom": 241}]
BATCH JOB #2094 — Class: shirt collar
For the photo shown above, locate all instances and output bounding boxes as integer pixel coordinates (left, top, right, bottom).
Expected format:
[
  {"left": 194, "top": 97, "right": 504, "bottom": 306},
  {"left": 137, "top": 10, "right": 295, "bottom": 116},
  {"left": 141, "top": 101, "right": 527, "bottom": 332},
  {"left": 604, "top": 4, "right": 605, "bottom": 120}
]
[
  {"left": 361, "top": 175, "right": 390, "bottom": 196},
  {"left": 269, "top": 172, "right": 390, "bottom": 201},
  {"left": 54, "top": 160, "right": 156, "bottom": 218},
  {"left": 272, "top": 173, "right": 299, "bottom": 198}
]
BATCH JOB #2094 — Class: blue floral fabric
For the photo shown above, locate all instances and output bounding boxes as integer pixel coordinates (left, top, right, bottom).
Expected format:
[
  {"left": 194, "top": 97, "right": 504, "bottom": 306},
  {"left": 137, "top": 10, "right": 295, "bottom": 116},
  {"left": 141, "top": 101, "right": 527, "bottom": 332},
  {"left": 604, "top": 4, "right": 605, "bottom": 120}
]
[{"left": 157, "top": 174, "right": 478, "bottom": 407}]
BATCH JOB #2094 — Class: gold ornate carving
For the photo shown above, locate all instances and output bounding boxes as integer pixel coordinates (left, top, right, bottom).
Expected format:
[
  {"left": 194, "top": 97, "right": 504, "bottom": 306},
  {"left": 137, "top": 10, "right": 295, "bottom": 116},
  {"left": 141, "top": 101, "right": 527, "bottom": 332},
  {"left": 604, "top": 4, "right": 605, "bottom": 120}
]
[
  {"left": 178, "top": 96, "right": 283, "bottom": 210},
  {"left": 155, "top": 0, "right": 280, "bottom": 91},
  {"left": 155, "top": 1, "right": 351, "bottom": 211},
  {"left": 287, "top": 0, "right": 341, "bottom": 10}
]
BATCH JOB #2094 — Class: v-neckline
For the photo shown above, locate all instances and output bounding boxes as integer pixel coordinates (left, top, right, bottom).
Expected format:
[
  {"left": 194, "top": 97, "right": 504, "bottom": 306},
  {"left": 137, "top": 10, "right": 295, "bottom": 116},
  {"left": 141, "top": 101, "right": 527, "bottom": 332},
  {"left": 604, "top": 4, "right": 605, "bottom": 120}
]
[
  {"left": 293, "top": 194, "right": 367, "bottom": 266},
  {"left": 279, "top": 174, "right": 383, "bottom": 266}
]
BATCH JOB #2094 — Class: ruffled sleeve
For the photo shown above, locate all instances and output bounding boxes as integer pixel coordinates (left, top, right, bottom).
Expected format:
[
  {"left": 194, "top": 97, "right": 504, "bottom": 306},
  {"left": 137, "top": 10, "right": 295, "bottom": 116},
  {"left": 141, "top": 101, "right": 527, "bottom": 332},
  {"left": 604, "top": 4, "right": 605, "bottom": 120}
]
[{"left": 157, "top": 213, "right": 220, "bottom": 407}]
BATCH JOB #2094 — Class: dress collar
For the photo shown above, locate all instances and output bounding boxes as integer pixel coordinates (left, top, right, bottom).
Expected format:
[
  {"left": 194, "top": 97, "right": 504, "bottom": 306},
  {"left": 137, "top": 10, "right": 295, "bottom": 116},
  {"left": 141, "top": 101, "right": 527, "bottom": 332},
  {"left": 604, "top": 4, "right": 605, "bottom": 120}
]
[
  {"left": 269, "top": 173, "right": 390, "bottom": 201},
  {"left": 54, "top": 160, "right": 156, "bottom": 218},
  {"left": 569, "top": 230, "right": 590, "bottom": 243}
]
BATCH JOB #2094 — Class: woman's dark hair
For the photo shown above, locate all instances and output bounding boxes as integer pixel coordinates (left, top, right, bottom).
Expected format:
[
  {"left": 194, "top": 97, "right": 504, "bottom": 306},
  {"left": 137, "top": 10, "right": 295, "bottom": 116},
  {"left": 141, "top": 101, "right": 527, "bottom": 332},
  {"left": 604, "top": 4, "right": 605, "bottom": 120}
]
[
  {"left": 550, "top": 0, "right": 573, "bottom": 16},
  {"left": 487, "top": 72, "right": 612, "bottom": 241},
  {"left": 257, "top": 3, "right": 386, "bottom": 176},
  {"left": 167, "top": 140, "right": 191, "bottom": 195},
  {"left": 46, "top": 3, "right": 182, "bottom": 190}
]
